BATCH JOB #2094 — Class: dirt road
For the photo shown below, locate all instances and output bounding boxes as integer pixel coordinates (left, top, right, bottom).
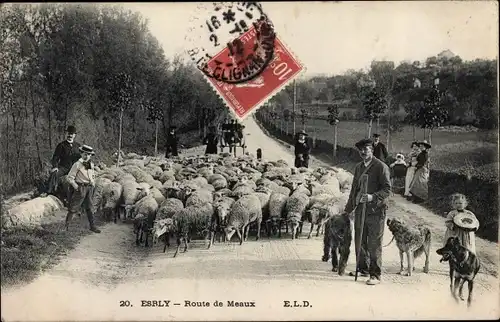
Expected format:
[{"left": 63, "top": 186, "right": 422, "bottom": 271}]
[{"left": 1, "top": 116, "right": 498, "bottom": 321}]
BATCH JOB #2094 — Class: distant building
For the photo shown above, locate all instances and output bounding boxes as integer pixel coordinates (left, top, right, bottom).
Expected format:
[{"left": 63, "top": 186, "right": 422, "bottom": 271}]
[{"left": 437, "top": 49, "right": 455, "bottom": 60}]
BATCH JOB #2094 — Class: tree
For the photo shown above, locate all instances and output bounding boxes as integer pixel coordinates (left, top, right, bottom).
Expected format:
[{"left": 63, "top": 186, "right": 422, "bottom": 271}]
[
  {"left": 362, "top": 89, "right": 386, "bottom": 138},
  {"left": 416, "top": 87, "right": 449, "bottom": 144},
  {"left": 327, "top": 104, "right": 340, "bottom": 158},
  {"left": 300, "top": 108, "right": 308, "bottom": 131}
]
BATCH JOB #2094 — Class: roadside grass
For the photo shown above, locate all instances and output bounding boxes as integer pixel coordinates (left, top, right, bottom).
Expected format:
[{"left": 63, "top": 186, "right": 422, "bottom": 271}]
[{"left": 0, "top": 213, "right": 107, "bottom": 289}]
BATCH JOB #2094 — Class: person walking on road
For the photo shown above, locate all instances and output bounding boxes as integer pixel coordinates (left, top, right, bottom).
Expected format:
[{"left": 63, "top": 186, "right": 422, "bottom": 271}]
[
  {"left": 65, "top": 145, "right": 101, "bottom": 233},
  {"left": 47, "top": 125, "right": 81, "bottom": 200},
  {"left": 342, "top": 138, "right": 391, "bottom": 285},
  {"left": 294, "top": 130, "right": 311, "bottom": 168},
  {"left": 203, "top": 126, "right": 219, "bottom": 155},
  {"left": 372, "top": 133, "right": 388, "bottom": 163},
  {"left": 165, "top": 126, "right": 179, "bottom": 158}
]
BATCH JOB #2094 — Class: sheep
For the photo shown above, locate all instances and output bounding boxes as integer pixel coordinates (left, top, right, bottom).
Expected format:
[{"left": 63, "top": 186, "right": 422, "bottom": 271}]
[
  {"left": 91, "top": 177, "right": 112, "bottom": 216},
  {"left": 159, "top": 170, "right": 176, "bottom": 183},
  {"left": 171, "top": 203, "right": 215, "bottom": 257},
  {"left": 157, "top": 198, "right": 184, "bottom": 219},
  {"left": 284, "top": 191, "right": 310, "bottom": 239},
  {"left": 230, "top": 175, "right": 256, "bottom": 198},
  {"left": 224, "top": 194, "right": 263, "bottom": 245},
  {"left": 121, "top": 180, "right": 141, "bottom": 218},
  {"left": 101, "top": 181, "right": 123, "bottom": 223},
  {"left": 212, "top": 196, "right": 235, "bottom": 242},
  {"left": 306, "top": 195, "right": 349, "bottom": 238},
  {"left": 133, "top": 187, "right": 159, "bottom": 247},
  {"left": 310, "top": 180, "right": 341, "bottom": 197},
  {"left": 151, "top": 218, "right": 175, "bottom": 251},
  {"left": 330, "top": 167, "right": 354, "bottom": 192},
  {"left": 145, "top": 164, "right": 163, "bottom": 180},
  {"left": 185, "top": 188, "right": 213, "bottom": 207}
]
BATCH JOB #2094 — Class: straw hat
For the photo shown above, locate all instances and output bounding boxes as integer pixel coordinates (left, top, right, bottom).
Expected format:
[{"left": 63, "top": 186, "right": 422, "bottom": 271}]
[{"left": 453, "top": 212, "right": 480, "bottom": 230}]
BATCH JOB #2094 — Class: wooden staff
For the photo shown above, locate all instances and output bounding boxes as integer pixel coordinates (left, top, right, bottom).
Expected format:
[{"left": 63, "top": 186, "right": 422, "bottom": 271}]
[{"left": 355, "top": 174, "right": 369, "bottom": 282}]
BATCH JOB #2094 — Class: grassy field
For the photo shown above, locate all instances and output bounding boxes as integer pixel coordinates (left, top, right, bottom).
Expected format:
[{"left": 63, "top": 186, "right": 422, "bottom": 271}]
[{"left": 276, "top": 118, "right": 498, "bottom": 170}]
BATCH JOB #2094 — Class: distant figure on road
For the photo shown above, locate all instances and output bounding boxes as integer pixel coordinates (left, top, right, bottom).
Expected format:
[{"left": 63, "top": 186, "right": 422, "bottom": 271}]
[
  {"left": 165, "top": 126, "right": 179, "bottom": 158},
  {"left": 372, "top": 133, "right": 388, "bottom": 163},
  {"left": 294, "top": 130, "right": 310, "bottom": 168},
  {"left": 404, "top": 141, "right": 421, "bottom": 199},
  {"left": 203, "top": 126, "right": 219, "bottom": 155},
  {"left": 47, "top": 125, "right": 81, "bottom": 198},
  {"left": 342, "top": 138, "right": 391, "bottom": 286}
]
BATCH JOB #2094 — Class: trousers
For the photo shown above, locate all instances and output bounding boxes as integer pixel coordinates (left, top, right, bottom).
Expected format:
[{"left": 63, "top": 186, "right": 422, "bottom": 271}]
[
  {"left": 354, "top": 206, "right": 386, "bottom": 279},
  {"left": 66, "top": 184, "right": 96, "bottom": 229}
]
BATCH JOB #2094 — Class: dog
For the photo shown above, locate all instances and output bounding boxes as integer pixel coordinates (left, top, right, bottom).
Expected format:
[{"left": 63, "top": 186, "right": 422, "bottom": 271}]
[
  {"left": 386, "top": 218, "right": 431, "bottom": 276},
  {"left": 321, "top": 214, "right": 352, "bottom": 276},
  {"left": 436, "top": 237, "right": 481, "bottom": 307}
]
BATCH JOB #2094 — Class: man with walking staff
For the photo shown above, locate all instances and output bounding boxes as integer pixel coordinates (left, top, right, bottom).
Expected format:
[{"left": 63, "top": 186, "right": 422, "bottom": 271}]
[{"left": 342, "top": 138, "right": 391, "bottom": 285}]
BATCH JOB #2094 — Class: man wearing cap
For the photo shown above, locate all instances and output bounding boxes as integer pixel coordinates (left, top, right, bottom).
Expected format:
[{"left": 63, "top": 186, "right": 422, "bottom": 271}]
[
  {"left": 47, "top": 125, "right": 81, "bottom": 196},
  {"left": 165, "top": 126, "right": 179, "bottom": 158},
  {"left": 65, "top": 145, "right": 100, "bottom": 233},
  {"left": 372, "top": 133, "right": 388, "bottom": 163},
  {"left": 294, "top": 130, "right": 311, "bottom": 168},
  {"left": 342, "top": 138, "right": 391, "bottom": 285}
]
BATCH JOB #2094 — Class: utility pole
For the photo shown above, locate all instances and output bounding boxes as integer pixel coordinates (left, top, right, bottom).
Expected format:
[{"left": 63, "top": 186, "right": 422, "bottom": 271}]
[{"left": 292, "top": 79, "right": 297, "bottom": 136}]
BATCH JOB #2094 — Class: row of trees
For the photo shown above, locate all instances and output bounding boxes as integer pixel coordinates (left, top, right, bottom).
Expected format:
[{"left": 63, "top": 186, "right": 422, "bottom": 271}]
[
  {"left": 0, "top": 3, "right": 227, "bottom": 195},
  {"left": 263, "top": 55, "right": 497, "bottom": 158},
  {"left": 271, "top": 55, "right": 497, "bottom": 131}
]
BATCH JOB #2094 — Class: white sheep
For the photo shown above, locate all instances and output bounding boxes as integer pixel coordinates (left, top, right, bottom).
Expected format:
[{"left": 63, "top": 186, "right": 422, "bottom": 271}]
[
  {"left": 285, "top": 191, "right": 310, "bottom": 239},
  {"left": 102, "top": 181, "right": 123, "bottom": 223},
  {"left": 91, "top": 177, "right": 112, "bottom": 216},
  {"left": 133, "top": 187, "right": 159, "bottom": 247},
  {"left": 224, "top": 194, "right": 263, "bottom": 245}
]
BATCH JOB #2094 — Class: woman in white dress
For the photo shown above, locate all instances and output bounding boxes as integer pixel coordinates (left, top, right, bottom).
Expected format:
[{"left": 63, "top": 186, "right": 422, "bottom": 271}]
[{"left": 404, "top": 141, "right": 420, "bottom": 199}]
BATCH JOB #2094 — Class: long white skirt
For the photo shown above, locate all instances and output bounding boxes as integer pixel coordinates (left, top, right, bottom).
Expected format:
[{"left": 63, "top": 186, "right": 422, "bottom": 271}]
[{"left": 404, "top": 166, "right": 416, "bottom": 196}]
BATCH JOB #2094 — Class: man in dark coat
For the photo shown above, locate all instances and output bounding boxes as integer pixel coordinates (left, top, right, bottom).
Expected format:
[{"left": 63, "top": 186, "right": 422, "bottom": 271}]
[
  {"left": 342, "top": 138, "right": 391, "bottom": 286},
  {"left": 165, "top": 126, "right": 179, "bottom": 158},
  {"left": 372, "top": 133, "right": 388, "bottom": 163},
  {"left": 294, "top": 130, "right": 311, "bottom": 168},
  {"left": 47, "top": 125, "right": 81, "bottom": 196},
  {"left": 203, "top": 126, "right": 219, "bottom": 155}
]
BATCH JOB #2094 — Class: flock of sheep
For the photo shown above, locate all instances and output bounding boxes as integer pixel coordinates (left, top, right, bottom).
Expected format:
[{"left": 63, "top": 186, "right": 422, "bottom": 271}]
[{"left": 90, "top": 151, "right": 354, "bottom": 257}]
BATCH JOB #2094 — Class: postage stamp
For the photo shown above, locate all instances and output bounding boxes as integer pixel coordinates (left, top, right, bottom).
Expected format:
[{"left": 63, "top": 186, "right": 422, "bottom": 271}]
[{"left": 186, "top": 2, "right": 304, "bottom": 120}]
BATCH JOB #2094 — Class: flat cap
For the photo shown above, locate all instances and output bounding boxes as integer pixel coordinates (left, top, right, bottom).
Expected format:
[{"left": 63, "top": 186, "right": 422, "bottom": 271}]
[{"left": 355, "top": 138, "right": 373, "bottom": 149}]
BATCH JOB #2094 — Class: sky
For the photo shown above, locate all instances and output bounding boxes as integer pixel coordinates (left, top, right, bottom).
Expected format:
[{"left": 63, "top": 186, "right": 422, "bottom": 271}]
[{"left": 122, "top": 1, "right": 498, "bottom": 77}]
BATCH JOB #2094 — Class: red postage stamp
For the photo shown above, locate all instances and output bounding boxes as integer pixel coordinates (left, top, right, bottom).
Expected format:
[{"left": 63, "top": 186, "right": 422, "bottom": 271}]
[{"left": 203, "top": 26, "right": 304, "bottom": 120}]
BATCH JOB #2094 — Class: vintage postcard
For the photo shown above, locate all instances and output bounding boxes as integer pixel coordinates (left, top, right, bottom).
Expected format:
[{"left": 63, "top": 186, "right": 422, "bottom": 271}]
[{"left": 0, "top": 1, "right": 498, "bottom": 321}]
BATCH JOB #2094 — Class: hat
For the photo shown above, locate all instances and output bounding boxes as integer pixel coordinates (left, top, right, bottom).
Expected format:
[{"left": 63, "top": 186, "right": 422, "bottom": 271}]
[
  {"left": 355, "top": 138, "right": 373, "bottom": 150},
  {"left": 419, "top": 140, "right": 432, "bottom": 149},
  {"left": 372, "top": 133, "right": 380, "bottom": 138},
  {"left": 79, "top": 145, "right": 95, "bottom": 155},
  {"left": 66, "top": 125, "right": 77, "bottom": 134},
  {"left": 297, "top": 130, "right": 308, "bottom": 136},
  {"left": 410, "top": 141, "right": 419, "bottom": 148},
  {"left": 453, "top": 212, "right": 479, "bottom": 230}
]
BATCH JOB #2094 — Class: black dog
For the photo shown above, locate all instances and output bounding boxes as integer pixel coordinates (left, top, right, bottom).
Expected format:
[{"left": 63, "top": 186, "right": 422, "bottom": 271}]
[
  {"left": 256, "top": 148, "right": 262, "bottom": 160},
  {"left": 436, "top": 237, "right": 481, "bottom": 307},
  {"left": 321, "top": 214, "right": 352, "bottom": 276}
]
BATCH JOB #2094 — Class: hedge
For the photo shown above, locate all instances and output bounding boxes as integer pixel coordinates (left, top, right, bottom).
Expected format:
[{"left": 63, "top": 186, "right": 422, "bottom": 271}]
[{"left": 255, "top": 112, "right": 499, "bottom": 242}]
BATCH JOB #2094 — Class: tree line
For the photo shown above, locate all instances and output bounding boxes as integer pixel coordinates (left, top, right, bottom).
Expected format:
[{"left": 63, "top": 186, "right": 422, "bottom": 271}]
[
  {"left": 267, "top": 54, "right": 497, "bottom": 134},
  {"left": 0, "top": 3, "right": 227, "bottom": 196}
]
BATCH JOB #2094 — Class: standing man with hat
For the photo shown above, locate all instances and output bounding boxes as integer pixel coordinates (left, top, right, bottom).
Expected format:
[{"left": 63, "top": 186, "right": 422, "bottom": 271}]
[
  {"left": 165, "top": 126, "right": 179, "bottom": 158},
  {"left": 342, "top": 138, "right": 391, "bottom": 285},
  {"left": 47, "top": 125, "right": 81, "bottom": 197},
  {"left": 65, "top": 145, "right": 100, "bottom": 233},
  {"left": 294, "top": 130, "right": 311, "bottom": 168},
  {"left": 372, "top": 133, "right": 388, "bottom": 163}
]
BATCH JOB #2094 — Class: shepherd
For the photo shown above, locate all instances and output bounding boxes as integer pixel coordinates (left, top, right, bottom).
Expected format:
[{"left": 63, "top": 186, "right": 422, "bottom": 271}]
[{"left": 342, "top": 138, "right": 391, "bottom": 285}]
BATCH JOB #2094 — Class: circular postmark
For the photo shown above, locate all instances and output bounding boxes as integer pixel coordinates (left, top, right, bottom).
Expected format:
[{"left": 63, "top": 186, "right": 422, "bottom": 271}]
[{"left": 185, "top": 2, "right": 276, "bottom": 84}]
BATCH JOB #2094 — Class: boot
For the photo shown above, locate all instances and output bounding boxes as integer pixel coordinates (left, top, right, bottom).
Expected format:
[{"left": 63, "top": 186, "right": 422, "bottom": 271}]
[
  {"left": 87, "top": 212, "right": 101, "bottom": 233},
  {"left": 90, "top": 226, "right": 101, "bottom": 233}
]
